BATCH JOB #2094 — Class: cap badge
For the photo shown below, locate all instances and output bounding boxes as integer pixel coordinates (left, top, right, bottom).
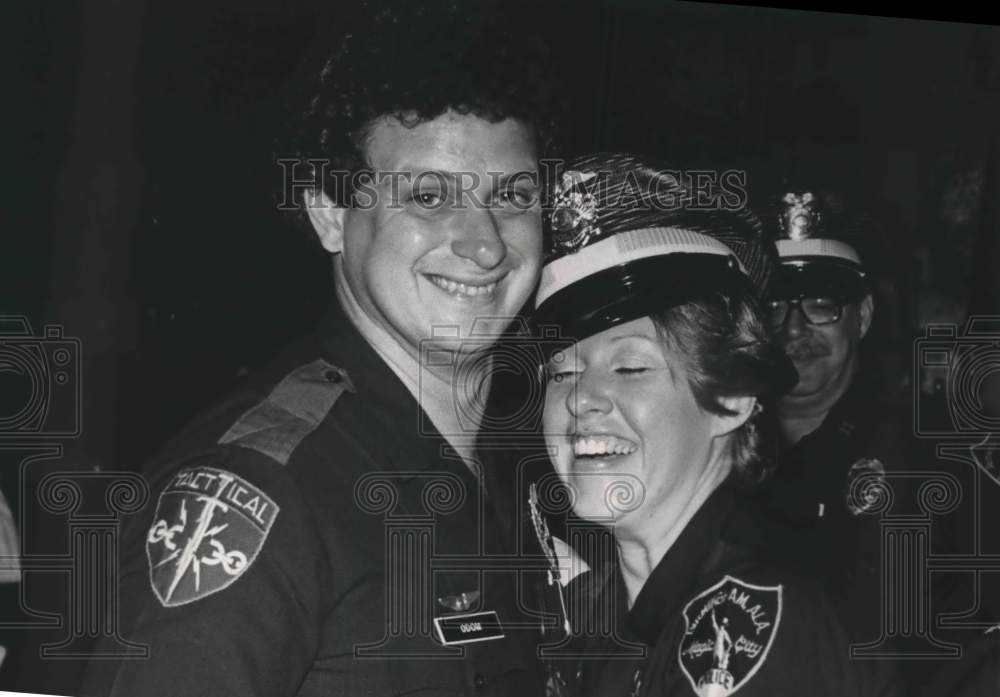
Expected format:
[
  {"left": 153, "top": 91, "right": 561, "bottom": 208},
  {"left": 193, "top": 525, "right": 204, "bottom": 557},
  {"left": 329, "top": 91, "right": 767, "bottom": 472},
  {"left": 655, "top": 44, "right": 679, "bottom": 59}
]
[
  {"left": 780, "top": 191, "right": 821, "bottom": 241},
  {"left": 550, "top": 170, "right": 599, "bottom": 253}
]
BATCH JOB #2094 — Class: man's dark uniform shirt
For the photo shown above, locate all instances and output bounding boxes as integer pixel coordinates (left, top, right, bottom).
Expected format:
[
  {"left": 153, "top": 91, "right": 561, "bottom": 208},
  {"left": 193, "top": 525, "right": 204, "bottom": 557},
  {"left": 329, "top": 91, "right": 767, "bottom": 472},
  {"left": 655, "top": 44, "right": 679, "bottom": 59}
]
[
  {"left": 80, "top": 307, "right": 548, "bottom": 697},
  {"left": 758, "top": 368, "right": 985, "bottom": 664},
  {"left": 759, "top": 368, "right": 1000, "bottom": 696},
  {"left": 758, "top": 371, "right": 913, "bottom": 638},
  {"left": 548, "top": 483, "right": 899, "bottom": 697}
]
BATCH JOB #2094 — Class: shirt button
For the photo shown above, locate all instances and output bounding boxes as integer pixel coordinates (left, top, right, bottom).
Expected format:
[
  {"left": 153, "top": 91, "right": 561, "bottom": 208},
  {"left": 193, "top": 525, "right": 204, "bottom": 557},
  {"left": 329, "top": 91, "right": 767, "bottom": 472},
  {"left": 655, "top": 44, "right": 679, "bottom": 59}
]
[{"left": 473, "top": 674, "right": 486, "bottom": 690}]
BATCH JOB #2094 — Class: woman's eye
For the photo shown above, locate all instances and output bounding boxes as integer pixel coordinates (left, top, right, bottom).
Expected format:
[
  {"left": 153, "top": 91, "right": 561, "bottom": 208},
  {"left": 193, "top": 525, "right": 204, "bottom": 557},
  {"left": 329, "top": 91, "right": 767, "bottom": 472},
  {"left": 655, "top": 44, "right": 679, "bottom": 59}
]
[
  {"left": 615, "top": 366, "right": 649, "bottom": 375},
  {"left": 545, "top": 368, "right": 577, "bottom": 383}
]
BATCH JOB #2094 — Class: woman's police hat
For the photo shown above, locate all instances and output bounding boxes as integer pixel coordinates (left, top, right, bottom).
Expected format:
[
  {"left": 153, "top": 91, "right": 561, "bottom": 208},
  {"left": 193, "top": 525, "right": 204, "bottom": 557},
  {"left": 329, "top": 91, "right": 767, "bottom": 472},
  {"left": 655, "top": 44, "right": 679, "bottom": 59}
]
[{"left": 533, "top": 152, "right": 780, "bottom": 344}]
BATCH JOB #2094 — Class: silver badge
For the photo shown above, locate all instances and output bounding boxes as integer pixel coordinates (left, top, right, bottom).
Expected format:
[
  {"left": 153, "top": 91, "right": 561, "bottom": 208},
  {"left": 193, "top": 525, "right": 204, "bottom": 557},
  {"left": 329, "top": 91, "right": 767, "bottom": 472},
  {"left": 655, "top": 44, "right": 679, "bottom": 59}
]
[{"left": 845, "top": 458, "right": 887, "bottom": 516}]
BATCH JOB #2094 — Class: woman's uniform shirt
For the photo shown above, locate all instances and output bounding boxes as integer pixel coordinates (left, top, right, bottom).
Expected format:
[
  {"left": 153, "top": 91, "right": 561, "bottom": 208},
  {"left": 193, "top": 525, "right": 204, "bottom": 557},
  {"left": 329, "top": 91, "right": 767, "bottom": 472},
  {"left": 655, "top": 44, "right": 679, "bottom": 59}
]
[{"left": 548, "top": 484, "right": 902, "bottom": 697}]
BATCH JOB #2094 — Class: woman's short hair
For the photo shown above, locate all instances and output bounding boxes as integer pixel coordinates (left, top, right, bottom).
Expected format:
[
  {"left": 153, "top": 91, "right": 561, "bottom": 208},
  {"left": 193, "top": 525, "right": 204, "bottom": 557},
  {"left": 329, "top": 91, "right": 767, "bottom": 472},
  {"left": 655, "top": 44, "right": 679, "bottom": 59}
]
[{"left": 651, "top": 285, "right": 785, "bottom": 485}]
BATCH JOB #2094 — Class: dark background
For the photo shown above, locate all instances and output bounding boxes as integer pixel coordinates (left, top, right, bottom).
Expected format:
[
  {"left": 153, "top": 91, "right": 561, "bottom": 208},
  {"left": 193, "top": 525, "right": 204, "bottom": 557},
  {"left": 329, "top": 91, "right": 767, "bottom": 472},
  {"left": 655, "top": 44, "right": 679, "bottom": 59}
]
[
  {"left": 5, "top": 0, "right": 999, "bottom": 466},
  {"left": 2, "top": 0, "right": 999, "bottom": 692}
]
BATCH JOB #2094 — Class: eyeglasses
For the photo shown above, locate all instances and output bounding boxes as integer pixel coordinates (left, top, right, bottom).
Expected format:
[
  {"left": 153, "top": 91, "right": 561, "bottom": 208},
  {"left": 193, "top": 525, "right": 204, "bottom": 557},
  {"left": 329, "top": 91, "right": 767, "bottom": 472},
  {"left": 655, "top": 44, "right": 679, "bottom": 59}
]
[{"left": 765, "top": 296, "right": 845, "bottom": 328}]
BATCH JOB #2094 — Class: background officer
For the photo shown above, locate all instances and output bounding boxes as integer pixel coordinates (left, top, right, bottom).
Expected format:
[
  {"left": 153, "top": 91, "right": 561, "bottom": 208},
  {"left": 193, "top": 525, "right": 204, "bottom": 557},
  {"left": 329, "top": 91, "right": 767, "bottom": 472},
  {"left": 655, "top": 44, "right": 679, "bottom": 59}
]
[
  {"left": 755, "top": 189, "right": 984, "bottom": 692},
  {"left": 756, "top": 189, "right": 912, "bottom": 635}
]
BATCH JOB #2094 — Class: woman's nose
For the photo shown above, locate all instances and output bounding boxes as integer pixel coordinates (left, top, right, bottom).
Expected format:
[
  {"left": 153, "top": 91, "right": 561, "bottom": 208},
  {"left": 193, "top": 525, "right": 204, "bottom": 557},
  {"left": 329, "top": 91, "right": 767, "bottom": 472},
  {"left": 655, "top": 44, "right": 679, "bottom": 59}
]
[{"left": 567, "top": 374, "right": 613, "bottom": 417}]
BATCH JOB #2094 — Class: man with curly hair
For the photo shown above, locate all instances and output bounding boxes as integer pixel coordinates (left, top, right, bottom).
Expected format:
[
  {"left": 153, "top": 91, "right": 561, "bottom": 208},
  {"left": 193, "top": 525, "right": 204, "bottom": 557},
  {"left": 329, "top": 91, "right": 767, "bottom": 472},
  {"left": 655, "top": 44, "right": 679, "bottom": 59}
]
[{"left": 80, "top": 5, "right": 558, "bottom": 696}]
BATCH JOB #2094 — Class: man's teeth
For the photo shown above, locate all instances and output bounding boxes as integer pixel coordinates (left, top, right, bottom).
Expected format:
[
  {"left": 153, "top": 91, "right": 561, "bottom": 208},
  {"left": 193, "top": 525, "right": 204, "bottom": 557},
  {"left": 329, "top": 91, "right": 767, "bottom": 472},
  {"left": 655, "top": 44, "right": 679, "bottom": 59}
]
[
  {"left": 428, "top": 275, "right": 498, "bottom": 297},
  {"left": 573, "top": 436, "right": 638, "bottom": 457}
]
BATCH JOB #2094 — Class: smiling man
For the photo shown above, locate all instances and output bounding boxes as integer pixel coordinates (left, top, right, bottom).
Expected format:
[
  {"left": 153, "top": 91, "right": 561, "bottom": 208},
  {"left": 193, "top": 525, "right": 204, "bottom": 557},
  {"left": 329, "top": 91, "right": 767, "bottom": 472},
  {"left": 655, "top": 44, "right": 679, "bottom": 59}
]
[
  {"left": 757, "top": 189, "right": 915, "bottom": 643},
  {"left": 766, "top": 191, "right": 874, "bottom": 447},
  {"left": 304, "top": 112, "right": 543, "bottom": 465},
  {"left": 79, "top": 6, "right": 557, "bottom": 697}
]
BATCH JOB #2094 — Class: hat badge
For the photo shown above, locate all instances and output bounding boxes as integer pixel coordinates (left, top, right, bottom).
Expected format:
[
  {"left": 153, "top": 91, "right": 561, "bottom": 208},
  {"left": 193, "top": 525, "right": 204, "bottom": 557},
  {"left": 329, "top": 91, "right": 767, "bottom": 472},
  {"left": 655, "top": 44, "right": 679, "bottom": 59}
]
[
  {"left": 780, "top": 191, "right": 822, "bottom": 241},
  {"left": 550, "top": 170, "right": 599, "bottom": 253}
]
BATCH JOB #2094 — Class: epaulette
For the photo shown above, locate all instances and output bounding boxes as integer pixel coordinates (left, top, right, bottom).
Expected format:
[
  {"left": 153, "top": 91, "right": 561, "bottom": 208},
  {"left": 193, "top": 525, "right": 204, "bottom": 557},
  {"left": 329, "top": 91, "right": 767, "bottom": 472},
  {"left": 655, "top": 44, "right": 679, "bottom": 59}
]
[{"left": 217, "top": 359, "right": 355, "bottom": 465}]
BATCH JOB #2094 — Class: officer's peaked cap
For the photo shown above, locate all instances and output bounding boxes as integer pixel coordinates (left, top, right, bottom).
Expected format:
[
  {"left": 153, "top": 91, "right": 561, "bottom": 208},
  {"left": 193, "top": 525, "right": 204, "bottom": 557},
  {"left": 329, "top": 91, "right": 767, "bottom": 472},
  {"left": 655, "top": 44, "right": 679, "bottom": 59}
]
[{"left": 534, "top": 152, "right": 778, "bottom": 342}]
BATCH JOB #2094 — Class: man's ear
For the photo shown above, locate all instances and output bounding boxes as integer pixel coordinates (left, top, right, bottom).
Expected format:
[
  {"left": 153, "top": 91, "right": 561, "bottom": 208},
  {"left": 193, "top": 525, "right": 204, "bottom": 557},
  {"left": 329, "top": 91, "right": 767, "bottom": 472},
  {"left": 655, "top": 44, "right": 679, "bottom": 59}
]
[
  {"left": 303, "top": 189, "right": 347, "bottom": 254},
  {"left": 859, "top": 293, "right": 874, "bottom": 339},
  {"left": 710, "top": 396, "right": 757, "bottom": 438}
]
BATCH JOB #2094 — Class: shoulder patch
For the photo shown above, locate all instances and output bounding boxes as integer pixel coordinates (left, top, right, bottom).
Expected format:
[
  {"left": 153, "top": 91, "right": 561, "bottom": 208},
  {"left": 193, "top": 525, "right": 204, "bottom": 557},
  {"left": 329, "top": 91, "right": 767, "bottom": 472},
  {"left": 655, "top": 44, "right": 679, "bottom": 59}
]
[
  {"left": 218, "top": 359, "right": 354, "bottom": 465},
  {"left": 678, "top": 575, "right": 782, "bottom": 696},
  {"left": 146, "top": 466, "right": 279, "bottom": 607}
]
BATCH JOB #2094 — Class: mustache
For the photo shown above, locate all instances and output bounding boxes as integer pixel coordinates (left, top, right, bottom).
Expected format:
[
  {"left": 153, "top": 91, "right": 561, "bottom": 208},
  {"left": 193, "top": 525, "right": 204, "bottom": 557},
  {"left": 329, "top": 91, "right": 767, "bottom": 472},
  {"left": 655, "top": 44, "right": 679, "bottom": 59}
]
[{"left": 783, "top": 339, "right": 831, "bottom": 360}]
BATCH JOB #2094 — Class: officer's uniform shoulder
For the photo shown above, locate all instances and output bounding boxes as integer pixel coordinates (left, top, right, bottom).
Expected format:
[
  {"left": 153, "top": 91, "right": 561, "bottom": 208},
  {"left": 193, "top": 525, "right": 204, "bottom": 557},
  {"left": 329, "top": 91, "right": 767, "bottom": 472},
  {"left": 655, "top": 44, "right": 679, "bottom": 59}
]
[
  {"left": 146, "top": 356, "right": 355, "bottom": 481},
  {"left": 112, "top": 356, "right": 356, "bottom": 621},
  {"left": 214, "top": 357, "right": 355, "bottom": 467},
  {"left": 687, "top": 512, "right": 852, "bottom": 641},
  {"left": 80, "top": 358, "right": 356, "bottom": 697},
  {"left": 174, "top": 356, "right": 353, "bottom": 456},
  {"left": 133, "top": 356, "right": 356, "bottom": 568},
  {"left": 834, "top": 373, "right": 914, "bottom": 461}
]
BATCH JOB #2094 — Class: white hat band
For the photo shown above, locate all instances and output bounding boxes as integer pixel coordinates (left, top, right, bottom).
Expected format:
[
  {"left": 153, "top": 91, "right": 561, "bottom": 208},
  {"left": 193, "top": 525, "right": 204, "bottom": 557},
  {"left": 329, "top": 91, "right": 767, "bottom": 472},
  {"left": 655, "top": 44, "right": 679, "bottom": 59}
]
[
  {"left": 536, "top": 226, "right": 745, "bottom": 309},
  {"left": 776, "top": 238, "right": 861, "bottom": 265}
]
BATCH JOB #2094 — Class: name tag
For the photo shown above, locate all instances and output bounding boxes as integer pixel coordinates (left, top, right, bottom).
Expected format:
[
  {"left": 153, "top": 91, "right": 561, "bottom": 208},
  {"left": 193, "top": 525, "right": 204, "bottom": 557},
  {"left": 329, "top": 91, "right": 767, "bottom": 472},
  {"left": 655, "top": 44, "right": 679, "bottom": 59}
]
[{"left": 433, "top": 611, "right": 505, "bottom": 645}]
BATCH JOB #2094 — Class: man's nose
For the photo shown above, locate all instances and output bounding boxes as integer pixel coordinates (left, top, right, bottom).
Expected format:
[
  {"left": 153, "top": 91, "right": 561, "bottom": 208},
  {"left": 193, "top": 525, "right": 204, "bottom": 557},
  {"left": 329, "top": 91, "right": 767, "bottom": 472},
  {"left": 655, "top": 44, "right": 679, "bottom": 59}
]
[
  {"left": 451, "top": 209, "right": 506, "bottom": 269},
  {"left": 782, "top": 303, "right": 810, "bottom": 339}
]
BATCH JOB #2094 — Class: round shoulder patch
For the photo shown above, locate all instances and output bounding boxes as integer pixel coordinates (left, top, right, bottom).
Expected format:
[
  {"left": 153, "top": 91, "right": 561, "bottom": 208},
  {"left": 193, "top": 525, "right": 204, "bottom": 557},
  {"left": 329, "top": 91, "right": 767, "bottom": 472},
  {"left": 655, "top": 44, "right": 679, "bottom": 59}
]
[
  {"left": 678, "top": 575, "right": 782, "bottom": 696},
  {"left": 145, "top": 466, "right": 279, "bottom": 607}
]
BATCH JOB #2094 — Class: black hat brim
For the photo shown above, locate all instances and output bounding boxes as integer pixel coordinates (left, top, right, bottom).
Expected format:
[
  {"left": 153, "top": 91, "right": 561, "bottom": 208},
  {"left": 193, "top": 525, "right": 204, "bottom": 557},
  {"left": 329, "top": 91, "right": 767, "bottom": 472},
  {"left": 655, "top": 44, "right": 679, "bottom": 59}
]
[
  {"left": 770, "top": 260, "right": 868, "bottom": 301},
  {"left": 532, "top": 253, "right": 798, "bottom": 395}
]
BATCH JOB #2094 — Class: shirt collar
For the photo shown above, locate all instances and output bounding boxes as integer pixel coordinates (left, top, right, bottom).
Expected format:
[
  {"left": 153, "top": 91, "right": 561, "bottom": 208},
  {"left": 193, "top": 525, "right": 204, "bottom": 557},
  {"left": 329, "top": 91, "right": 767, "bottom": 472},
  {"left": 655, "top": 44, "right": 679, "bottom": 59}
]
[
  {"left": 314, "top": 303, "right": 457, "bottom": 478},
  {"left": 626, "top": 483, "right": 738, "bottom": 644}
]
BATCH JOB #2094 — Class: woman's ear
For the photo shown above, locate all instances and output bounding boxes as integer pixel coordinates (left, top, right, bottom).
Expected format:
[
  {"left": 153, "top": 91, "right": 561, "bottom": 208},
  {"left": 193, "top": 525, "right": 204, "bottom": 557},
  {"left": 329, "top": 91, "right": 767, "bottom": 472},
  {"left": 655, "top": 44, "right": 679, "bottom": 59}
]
[
  {"left": 303, "top": 189, "right": 347, "bottom": 254},
  {"left": 710, "top": 396, "right": 757, "bottom": 438}
]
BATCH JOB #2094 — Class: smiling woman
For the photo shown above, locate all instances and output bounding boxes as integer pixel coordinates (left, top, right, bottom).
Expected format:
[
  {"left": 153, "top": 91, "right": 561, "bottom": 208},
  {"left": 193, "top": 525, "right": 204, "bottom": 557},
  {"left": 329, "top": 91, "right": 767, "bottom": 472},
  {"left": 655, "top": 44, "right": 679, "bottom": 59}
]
[{"left": 533, "top": 153, "right": 902, "bottom": 697}]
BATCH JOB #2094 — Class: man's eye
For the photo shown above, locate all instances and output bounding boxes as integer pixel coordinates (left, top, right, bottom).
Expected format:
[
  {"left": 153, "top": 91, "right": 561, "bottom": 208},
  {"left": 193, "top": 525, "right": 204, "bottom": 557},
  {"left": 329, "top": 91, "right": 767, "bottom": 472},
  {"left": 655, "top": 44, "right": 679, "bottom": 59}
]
[
  {"left": 411, "top": 191, "right": 444, "bottom": 207},
  {"left": 496, "top": 187, "right": 538, "bottom": 208}
]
